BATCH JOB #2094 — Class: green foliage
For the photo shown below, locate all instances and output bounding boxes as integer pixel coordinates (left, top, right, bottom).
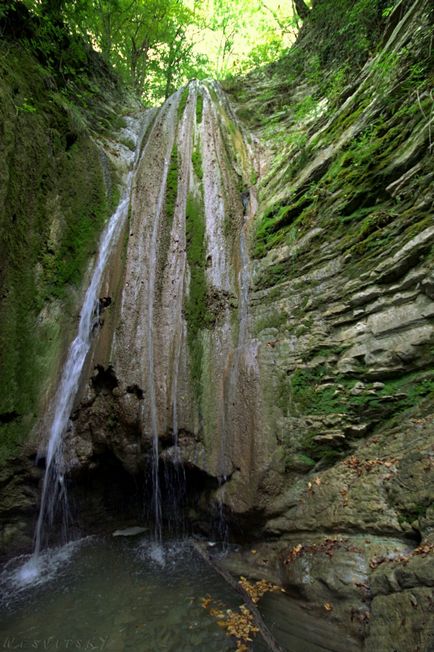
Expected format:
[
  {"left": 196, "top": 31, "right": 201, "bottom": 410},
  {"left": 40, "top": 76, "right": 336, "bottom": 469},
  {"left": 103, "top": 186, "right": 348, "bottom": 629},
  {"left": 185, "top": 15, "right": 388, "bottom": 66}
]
[
  {"left": 7, "top": 0, "right": 299, "bottom": 105},
  {"left": 304, "top": 0, "right": 392, "bottom": 68}
]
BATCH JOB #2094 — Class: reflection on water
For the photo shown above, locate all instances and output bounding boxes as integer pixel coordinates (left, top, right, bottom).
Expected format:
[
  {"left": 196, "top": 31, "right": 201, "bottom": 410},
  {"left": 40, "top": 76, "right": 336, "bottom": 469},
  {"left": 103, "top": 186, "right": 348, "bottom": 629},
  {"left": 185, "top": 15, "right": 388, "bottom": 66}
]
[{"left": 0, "top": 537, "right": 267, "bottom": 651}]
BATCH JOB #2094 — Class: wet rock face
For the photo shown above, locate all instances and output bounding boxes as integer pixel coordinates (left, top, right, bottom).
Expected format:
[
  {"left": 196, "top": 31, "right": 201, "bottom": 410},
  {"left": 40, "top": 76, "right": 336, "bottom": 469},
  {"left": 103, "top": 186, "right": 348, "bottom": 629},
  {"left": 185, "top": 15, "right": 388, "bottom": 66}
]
[
  {"left": 70, "top": 81, "right": 270, "bottom": 520},
  {"left": 0, "top": 456, "right": 42, "bottom": 558},
  {"left": 216, "top": 1, "right": 433, "bottom": 648}
]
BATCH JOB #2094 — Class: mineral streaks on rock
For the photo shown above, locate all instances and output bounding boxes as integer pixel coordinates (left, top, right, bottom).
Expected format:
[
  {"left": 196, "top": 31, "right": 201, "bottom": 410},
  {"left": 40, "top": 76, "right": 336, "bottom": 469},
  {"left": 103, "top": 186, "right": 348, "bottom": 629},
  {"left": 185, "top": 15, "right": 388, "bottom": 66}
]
[{"left": 71, "top": 81, "right": 268, "bottom": 517}]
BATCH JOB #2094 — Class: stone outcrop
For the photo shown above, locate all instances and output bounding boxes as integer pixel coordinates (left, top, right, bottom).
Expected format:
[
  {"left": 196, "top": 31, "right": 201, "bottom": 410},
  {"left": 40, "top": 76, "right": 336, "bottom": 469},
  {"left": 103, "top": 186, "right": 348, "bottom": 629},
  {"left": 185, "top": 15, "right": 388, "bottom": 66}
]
[{"left": 214, "top": 1, "right": 434, "bottom": 648}]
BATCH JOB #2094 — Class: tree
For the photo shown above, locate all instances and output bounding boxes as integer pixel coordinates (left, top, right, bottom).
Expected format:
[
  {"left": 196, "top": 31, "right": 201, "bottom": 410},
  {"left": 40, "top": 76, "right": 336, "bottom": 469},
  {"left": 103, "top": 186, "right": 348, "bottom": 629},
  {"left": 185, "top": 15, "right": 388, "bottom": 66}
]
[{"left": 292, "top": 0, "right": 310, "bottom": 20}]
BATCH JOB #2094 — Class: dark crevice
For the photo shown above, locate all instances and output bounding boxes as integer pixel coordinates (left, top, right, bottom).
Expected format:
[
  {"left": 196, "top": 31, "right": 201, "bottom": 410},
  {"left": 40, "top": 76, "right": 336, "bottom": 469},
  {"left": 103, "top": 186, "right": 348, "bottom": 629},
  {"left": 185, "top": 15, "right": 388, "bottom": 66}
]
[
  {"left": 0, "top": 411, "right": 20, "bottom": 424},
  {"left": 91, "top": 365, "right": 118, "bottom": 394},
  {"left": 99, "top": 296, "right": 112, "bottom": 311},
  {"left": 126, "top": 384, "right": 144, "bottom": 399},
  {"left": 65, "top": 132, "right": 78, "bottom": 151},
  {"left": 69, "top": 449, "right": 143, "bottom": 533}
]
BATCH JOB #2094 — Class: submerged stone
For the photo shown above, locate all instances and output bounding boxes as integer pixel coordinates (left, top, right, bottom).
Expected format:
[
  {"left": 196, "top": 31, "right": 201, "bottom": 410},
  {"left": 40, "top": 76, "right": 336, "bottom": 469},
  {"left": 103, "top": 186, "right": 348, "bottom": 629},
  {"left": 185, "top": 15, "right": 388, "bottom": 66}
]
[{"left": 112, "top": 526, "right": 148, "bottom": 537}]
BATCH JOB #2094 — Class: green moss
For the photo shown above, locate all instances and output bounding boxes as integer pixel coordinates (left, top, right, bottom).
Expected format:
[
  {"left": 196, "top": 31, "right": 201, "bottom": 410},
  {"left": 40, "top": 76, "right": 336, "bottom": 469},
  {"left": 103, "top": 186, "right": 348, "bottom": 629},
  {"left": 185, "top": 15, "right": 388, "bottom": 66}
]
[
  {"left": 255, "top": 262, "right": 288, "bottom": 289},
  {"left": 40, "top": 137, "right": 113, "bottom": 299},
  {"left": 284, "top": 451, "right": 317, "bottom": 473},
  {"left": 196, "top": 93, "right": 204, "bottom": 124},
  {"left": 156, "top": 141, "right": 179, "bottom": 295},
  {"left": 291, "top": 368, "right": 348, "bottom": 415},
  {"left": 185, "top": 192, "right": 211, "bottom": 396},
  {"left": 254, "top": 310, "right": 288, "bottom": 334},
  {"left": 0, "top": 40, "right": 123, "bottom": 463},
  {"left": 178, "top": 86, "right": 189, "bottom": 120},
  {"left": 165, "top": 143, "right": 179, "bottom": 221},
  {"left": 398, "top": 502, "right": 430, "bottom": 526},
  {"left": 300, "top": 432, "right": 347, "bottom": 466},
  {"left": 253, "top": 194, "right": 313, "bottom": 258},
  {"left": 378, "top": 372, "right": 434, "bottom": 410},
  {"left": 192, "top": 146, "right": 203, "bottom": 182}
]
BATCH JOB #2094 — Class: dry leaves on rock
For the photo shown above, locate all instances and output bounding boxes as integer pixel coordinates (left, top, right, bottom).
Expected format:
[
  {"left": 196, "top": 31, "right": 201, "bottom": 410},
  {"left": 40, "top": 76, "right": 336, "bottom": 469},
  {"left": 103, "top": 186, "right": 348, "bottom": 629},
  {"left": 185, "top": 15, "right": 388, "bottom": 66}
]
[
  {"left": 307, "top": 476, "right": 322, "bottom": 495},
  {"left": 369, "top": 542, "right": 434, "bottom": 570},
  {"left": 284, "top": 543, "right": 303, "bottom": 564},
  {"left": 238, "top": 576, "right": 282, "bottom": 603},
  {"left": 201, "top": 596, "right": 259, "bottom": 650},
  {"left": 343, "top": 455, "right": 399, "bottom": 476},
  {"left": 339, "top": 486, "right": 349, "bottom": 506},
  {"left": 283, "top": 538, "right": 352, "bottom": 565}
]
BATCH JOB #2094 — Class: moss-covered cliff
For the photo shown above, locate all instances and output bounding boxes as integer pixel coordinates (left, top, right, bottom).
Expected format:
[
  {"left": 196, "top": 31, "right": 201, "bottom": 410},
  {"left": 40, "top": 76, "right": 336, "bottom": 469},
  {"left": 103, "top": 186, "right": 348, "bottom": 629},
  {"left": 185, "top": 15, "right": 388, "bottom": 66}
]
[
  {"left": 0, "top": 5, "right": 131, "bottom": 463},
  {"left": 219, "top": 0, "right": 434, "bottom": 648}
]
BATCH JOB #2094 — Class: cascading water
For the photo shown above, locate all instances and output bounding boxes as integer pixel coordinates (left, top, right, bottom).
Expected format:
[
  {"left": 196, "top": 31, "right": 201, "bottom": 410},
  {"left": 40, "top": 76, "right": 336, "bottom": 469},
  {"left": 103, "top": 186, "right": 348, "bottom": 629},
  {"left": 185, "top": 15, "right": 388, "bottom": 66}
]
[
  {"left": 15, "top": 115, "right": 148, "bottom": 583},
  {"left": 40, "top": 79, "right": 263, "bottom": 550},
  {"left": 114, "top": 85, "right": 197, "bottom": 541},
  {"left": 136, "top": 93, "right": 181, "bottom": 542}
]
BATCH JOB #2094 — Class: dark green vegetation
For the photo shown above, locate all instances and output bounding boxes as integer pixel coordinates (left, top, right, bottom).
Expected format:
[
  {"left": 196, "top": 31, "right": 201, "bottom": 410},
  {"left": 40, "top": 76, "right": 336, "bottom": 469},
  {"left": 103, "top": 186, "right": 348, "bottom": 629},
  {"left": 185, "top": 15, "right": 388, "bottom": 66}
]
[
  {"left": 277, "top": 363, "right": 434, "bottom": 469},
  {"left": 165, "top": 144, "right": 179, "bottom": 223},
  {"left": 185, "top": 192, "right": 210, "bottom": 398},
  {"left": 156, "top": 141, "right": 179, "bottom": 296},
  {"left": 191, "top": 147, "right": 204, "bottom": 182},
  {"left": 0, "top": 10, "right": 125, "bottom": 461},
  {"left": 196, "top": 94, "right": 204, "bottom": 124},
  {"left": 3, "top": 0, "right": 202, "bottom": 103}
]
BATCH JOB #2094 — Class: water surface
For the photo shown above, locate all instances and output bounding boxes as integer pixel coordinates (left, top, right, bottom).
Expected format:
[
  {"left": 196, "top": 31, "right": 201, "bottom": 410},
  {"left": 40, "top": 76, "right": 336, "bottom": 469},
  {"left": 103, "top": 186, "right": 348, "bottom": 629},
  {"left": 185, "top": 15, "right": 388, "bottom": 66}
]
[{"left": 0, "top": 537, "right": 267, "bottom": 651}]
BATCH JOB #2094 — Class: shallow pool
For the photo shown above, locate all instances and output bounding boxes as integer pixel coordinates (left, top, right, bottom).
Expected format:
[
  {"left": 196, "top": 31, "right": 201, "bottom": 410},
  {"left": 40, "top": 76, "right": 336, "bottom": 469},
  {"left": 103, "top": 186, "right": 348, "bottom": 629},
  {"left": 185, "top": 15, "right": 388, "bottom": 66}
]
[{"left": 0, "top": 537, "right": 267, "bottom": 651}]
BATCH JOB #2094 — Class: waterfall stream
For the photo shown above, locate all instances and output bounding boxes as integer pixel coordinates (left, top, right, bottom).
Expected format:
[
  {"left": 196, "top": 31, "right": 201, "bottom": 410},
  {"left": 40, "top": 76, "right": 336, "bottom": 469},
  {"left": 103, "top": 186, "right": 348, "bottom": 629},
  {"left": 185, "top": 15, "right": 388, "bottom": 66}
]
[
  {"left": 15, "top": 115, "right": 148, "bottom": 584},
  {"left": 112, "top": 80, "right": 261, "bottom": 536},
  {"left": 15, "top": 79, "right": 261, "bottom": 582}
]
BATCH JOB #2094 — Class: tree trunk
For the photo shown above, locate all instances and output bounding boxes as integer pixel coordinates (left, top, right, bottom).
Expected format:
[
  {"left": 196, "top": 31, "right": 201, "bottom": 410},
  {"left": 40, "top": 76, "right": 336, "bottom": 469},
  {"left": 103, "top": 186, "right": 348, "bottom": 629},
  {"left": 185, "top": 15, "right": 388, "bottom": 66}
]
[{"left": 293, "top": 0, "right": 310, "bottom": 20}]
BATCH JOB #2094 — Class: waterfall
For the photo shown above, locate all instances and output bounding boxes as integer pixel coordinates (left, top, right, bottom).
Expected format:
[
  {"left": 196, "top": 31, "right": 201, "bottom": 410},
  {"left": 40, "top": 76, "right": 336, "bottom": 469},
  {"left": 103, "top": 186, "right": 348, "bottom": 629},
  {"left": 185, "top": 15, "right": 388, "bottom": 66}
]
[
  {"left": 16, "top": 115, "right": 148, "bottom": 583},
  {"left": 10, "top": 78, "right": 263, "bottom": 586},
  {"left": 33, "top": 189, "right": 131, "bottom": 556},
  {"left": 114, "top": 86, "right": 195, "bottom": 540}
]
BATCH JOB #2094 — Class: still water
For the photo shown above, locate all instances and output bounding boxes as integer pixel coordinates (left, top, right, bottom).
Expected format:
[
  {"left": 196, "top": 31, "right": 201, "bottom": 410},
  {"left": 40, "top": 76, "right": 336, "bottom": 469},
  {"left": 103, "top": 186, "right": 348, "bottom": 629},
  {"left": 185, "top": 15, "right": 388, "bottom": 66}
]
[{"left": 0, "top": 537, "right": 267, "bottom": 651}]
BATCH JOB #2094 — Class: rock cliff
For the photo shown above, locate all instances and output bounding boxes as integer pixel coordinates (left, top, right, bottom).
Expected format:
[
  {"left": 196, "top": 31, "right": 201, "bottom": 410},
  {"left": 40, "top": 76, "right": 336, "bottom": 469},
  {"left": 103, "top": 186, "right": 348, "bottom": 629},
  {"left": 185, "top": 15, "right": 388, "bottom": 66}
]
[{"left": 0, "top": 0, "right": 433, "bottom": 649}]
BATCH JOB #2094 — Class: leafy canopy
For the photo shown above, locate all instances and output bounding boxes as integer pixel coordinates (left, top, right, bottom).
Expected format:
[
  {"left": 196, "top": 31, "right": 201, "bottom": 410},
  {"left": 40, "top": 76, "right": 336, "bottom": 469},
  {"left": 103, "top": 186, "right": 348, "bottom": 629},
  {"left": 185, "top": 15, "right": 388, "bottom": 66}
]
[{"left": 17, "top": 0, "right": 296, "bottom": 103}]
